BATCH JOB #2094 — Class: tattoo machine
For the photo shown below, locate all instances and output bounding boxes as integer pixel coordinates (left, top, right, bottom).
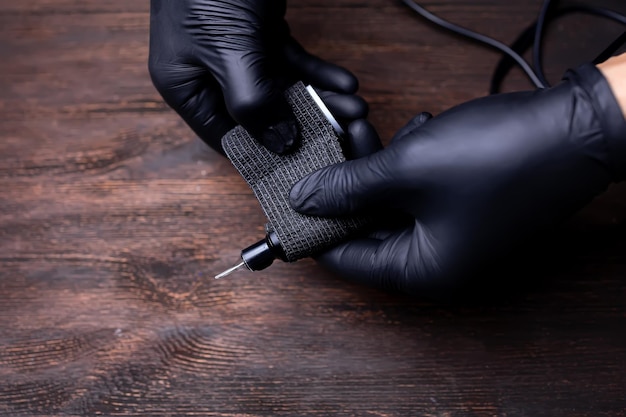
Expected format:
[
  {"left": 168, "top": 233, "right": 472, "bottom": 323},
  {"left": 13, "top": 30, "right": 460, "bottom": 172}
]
[{"left": 215, "top": 82, "right": 369, "bottom": 279}]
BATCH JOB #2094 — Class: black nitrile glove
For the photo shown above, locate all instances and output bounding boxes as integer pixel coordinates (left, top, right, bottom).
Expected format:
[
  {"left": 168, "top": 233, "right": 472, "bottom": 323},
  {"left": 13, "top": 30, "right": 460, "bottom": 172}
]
[
  {"left": 149, "top": 0, "right": 361, "bottom": 154},
  {"left": 290, "top": 64, "right": 626, "bottom": 295}
]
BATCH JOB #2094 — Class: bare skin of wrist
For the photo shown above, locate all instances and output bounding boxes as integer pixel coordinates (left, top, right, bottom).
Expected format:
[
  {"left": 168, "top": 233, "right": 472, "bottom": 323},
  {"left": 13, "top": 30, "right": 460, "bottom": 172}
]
[{"left": 597, "top": 52, "right": 626, "bottom": 118}]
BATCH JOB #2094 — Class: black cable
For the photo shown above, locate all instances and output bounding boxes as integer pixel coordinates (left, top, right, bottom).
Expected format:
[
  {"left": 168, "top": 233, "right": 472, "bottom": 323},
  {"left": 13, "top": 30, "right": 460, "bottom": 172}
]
[
  {"left": 533, "top": 0, "right": 557, "bottom": 87},
  {"left": 593, "top": 31, "right": 626, "bottom": 64},
  {"left": 398, "top": 0, "right": 545, "bottom": 89},
  {"left": 489, "top": 20, "right": 539, "bottom": 94},
  {"left": 398, "top": 0, "right": 626, "bottom": 93},
  {"left": 489, "top": 5, "right": 626, "bottom": 94},
  {"left": 574, "top": 4, "right": 626, "bottom": 27}
]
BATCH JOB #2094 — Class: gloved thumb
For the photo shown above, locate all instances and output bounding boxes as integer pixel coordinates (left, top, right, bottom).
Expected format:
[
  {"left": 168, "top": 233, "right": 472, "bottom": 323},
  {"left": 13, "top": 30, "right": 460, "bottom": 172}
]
[
  {"left": 217, "top": 53, "right": 298, "bottom": 154},
  {"left": 289, "top": 152, "right": 393, "bottom": 217},
  {"left": 290, "top": 112, "right": 431, "bottom": 217}
]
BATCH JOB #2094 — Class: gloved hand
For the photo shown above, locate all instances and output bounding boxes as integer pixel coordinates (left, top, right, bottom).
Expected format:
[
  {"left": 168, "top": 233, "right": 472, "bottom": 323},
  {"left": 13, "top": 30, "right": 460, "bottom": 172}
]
[
  {"left": 148, "top": 0, "right": 362, "bottom": 154},
  {"left": 289, "top": 63, "right": 626, "bottom": 295}
]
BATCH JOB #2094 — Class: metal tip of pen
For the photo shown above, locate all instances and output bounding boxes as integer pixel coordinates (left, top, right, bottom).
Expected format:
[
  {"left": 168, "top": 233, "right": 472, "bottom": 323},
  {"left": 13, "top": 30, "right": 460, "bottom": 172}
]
[{"left": 214, "top": 261, "right": 247, "bottom": 279}]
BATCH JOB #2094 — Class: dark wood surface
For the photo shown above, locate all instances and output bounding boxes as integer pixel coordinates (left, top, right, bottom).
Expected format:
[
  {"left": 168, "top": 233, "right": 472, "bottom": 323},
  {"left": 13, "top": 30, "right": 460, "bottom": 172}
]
[{"left": 1, "top": 1, "right": 626, "bottom": 416}]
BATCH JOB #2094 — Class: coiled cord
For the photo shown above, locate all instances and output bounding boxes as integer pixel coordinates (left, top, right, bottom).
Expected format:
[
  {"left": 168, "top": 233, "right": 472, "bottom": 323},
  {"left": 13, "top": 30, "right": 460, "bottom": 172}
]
[{"left": 399, "top": 0, "right": 626, "bottom": 93}]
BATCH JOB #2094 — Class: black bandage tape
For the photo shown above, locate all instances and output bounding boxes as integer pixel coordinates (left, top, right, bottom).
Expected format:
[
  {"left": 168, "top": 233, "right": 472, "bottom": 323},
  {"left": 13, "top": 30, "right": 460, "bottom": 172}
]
[{"left": 221, "top": 82, "right": 368, "bottom": 262}]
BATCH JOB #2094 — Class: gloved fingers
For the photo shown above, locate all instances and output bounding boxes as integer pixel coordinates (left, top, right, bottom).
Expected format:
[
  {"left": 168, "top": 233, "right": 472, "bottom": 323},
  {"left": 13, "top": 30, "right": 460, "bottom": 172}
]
[
  {"left": 204, "top": 49, "right": 299, "bottom": 154},
  {"left": 314, "top": 237, "right": 392, "bottom": 289},
  {"left": 366, "top": 212, "right": 415, "bottom": 240},
  {"left": 148, "top": 63, "right": 235, "bottom": 154},
  {"left": 390, "top": 111, "right": 433, "bottom": 143},
  {"left": 343, "top": 119, "right": 383, "bottom": 159},
  {"left": 290, "top": 148, "right": 400, "bottom": 217},
  {"left": 315, "top": 223, "right": 444, "bottom": 294},
  {"left": 283, "top": 37, "right": 358, "bottom": 94},
  {"left": 317, "top": 91, "right": 369, "bottom": 120}
]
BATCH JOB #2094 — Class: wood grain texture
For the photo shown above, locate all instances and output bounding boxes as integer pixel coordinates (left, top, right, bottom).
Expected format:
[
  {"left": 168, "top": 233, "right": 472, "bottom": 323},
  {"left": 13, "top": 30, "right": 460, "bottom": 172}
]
[{"left": 1, "top": 0, "right": 626, "bottom": 416}]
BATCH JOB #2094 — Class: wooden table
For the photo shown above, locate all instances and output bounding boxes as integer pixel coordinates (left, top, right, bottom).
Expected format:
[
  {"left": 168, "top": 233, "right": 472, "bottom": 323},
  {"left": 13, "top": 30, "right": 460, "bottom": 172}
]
[{"left": 1, "top": 0, "right": 625, "bottom": 415}]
